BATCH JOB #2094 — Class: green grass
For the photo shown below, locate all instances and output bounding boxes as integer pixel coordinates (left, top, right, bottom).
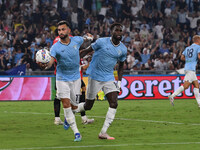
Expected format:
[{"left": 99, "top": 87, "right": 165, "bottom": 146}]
[{"left": 0, "top": 99, "right": 200, "bottom": 150}]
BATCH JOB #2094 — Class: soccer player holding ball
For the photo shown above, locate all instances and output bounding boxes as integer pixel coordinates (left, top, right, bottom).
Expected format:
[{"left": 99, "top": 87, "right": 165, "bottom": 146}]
[{"left": 38, "top": 20, "right": 93, "bottom": 142}]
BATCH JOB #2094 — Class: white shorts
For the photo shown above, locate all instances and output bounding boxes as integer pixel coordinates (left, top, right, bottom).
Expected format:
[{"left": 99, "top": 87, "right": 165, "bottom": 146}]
[
  {"left": 184, "top": 70, "right": 198, "bottom": 83},
  {"left": 86, "top": 77, "right": 120, "bottom": 100},
  {"left": 56, "top": 78, "right": 81, "bottom": 106}
]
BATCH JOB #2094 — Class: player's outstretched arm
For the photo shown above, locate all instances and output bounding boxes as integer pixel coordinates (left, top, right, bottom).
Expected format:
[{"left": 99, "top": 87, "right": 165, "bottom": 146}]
[
  {"left": 83, "top": 33, "right": 94, "bottom": 42},
  {"left": 80, "top": 46, "right": 94, "bottom": 58},
  {"left": 117, "top": 61, "right": 125, "bottom": 90},
  {"left": 180, "top": 54, "right": 185, "bottom": 61}
]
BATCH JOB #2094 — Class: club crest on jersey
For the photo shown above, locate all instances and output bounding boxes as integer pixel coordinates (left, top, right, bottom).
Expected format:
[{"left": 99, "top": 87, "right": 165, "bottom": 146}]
[
  {"left": 0, "top": 77, "right": 13, "bottom": 91},
  {"left": 73, "top": 45, "right": 77, "bottom": 50},
  {"left": 118, "top": 50, "right": 122, "bottom": 55}
]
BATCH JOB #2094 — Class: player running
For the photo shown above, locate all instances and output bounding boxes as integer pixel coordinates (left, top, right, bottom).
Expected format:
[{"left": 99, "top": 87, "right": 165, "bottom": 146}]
[
  {"left": 76, "top": 22, "right": 127, "bottom": 140},
  {"left": 168, "top": 35, "right": 200, "bottom": 107}
]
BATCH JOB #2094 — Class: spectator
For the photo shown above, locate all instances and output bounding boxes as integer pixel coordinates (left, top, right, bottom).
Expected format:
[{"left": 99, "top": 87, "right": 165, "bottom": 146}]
[
  {"left": 159, "top": 43, "right": 170, "bottom": 55},
  {"left": 154, "top": 21, "right": 164, "bottom": 40},
  {"left": 136, "top": 42, "right": 159, "bottom": 65},
  {"left": 186, "top": 11, "right": 200, "bottom": 31},
  {"left": 177, "top": 9, "right": 188, "bottom": 30},
  {"left": 126, "top": 51, "right": 136, "bottom": 69},
  {"left": 0, "top": 0, "right": 199, "bottom": 74},
  {"left": 122, "top": 32, "right": 131, "bottom": 47},
  {"left": 13, "top": 47, "right": 24, "bottom": 66}
]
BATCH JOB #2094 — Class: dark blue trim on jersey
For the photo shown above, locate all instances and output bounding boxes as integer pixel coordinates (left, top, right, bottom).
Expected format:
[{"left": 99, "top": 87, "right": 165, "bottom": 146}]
[
  {"left": 110, "top": 37, "right": 121, "bottom": 47},
  {"left": 59, "top": 38, "right": 71, "bottom": 46}
]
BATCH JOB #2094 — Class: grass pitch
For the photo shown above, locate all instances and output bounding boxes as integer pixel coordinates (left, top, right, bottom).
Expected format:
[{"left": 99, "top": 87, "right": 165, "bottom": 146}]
[{"left": 0, "top": 99, "right": 200, "bottom": 150}]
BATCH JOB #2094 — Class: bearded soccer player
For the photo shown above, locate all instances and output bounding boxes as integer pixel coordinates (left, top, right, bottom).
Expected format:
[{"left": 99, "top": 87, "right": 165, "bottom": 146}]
[
  {"left": 39, "top": 20, "right": 93, "bottom": 141},
  {"left": 76, "top": 23, "right": 127, "bottom": 140},
  {"left": 53, "top": 30, "right": 94, "bottom": 125}
]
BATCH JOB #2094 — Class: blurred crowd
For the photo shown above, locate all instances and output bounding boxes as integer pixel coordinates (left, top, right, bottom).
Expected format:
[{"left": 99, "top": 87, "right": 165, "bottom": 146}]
[{"left": 0, "top": 0, "right": 200, "bottom": 74}]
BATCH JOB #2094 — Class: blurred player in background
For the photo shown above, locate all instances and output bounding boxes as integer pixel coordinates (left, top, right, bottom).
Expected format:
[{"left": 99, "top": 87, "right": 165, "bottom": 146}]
[
  {"left": 80, "top": 58, "right": 94, "bottom": 124},
  {"left": 76, "top": 23, "right": 127, "bottom": 140},
  {"left": 39, "top": 20, "right": 93, "bottom": 142},
  {"left": 168, "top": 35, "right": 200, "bottom": 107},
  {"left": 53, "top": 29, "right": 64, "bottom": 125}
]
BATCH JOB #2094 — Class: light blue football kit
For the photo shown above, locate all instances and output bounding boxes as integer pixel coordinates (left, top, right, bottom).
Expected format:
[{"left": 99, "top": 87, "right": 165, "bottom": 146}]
[
  {"left": 86, "top": 37, "right": 127, "bottom": 82},
  {"left": 182, "top": 43, "right": 200, "bottom": 71},
  {"left": 50, "top": 36, "right": 84, "bottom": 81},
  {"left": 86, "top": 37, "right": 127, "bottom": 99}
]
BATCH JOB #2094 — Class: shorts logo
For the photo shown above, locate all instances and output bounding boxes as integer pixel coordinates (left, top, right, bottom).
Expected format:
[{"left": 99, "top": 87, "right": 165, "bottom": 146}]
[{"left": 0, "top": 77, "right": 13, "bottom": 91}]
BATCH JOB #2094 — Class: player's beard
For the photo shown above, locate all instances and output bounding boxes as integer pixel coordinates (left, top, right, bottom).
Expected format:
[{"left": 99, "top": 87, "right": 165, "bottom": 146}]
[
  {"left": 59, "top": 34, "right": 68, "bottom": 39},
  {"left": 113, "top": 35, "right": 122, "bottom": 41}
]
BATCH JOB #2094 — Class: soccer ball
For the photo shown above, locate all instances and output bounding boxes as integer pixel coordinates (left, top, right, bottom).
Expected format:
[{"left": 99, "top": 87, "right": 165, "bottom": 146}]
[{"left": 36, "top": 49, "right": 51, "bottom": 63}]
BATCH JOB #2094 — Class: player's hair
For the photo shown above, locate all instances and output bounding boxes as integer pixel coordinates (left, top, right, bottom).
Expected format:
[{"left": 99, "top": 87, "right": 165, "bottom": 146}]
[
  {"left": 193, "top": 35, "right": 200, "bottom": 43},
  {"left": 57, "top": 20, "right": 70, "bottom": 28},
  {"left": 110, "top": 22, "right": 123, "bottom": 31}
]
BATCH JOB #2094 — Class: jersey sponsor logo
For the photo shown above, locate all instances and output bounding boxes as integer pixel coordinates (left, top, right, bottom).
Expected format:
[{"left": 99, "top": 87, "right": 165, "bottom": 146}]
[{"left": 0, "top": 77, "right": 13, "bottom": 91}]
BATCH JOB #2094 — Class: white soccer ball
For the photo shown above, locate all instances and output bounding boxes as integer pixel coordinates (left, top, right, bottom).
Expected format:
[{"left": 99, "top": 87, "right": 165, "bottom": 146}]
[{"left": 36, "top": 49, "right": 51, "bottom": 63}]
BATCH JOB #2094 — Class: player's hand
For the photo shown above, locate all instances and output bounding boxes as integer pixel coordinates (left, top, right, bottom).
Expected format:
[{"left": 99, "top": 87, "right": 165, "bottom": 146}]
[
  {"left": 37, "top": 62, "right": 48, "bottom": 70},
  {"left": 83, "top": 33, "right": 94, "bottom": 41},
  {"left": 117, "top": 81, "right": 121, "bottom": 92}
]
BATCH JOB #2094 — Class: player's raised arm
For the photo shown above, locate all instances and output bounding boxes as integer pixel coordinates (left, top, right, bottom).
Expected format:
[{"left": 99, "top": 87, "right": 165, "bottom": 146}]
[
  {"left": 80, "top": 46, "right": 94, "bottom": 58},
  {"left": 83, "top": 33, "right": 94, "bottom": 42}
]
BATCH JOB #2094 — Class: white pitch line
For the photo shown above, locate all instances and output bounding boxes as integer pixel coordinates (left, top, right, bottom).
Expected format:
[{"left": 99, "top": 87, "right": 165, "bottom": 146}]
[
  {"left": 3, "top": 111, "right": 200, "bottom": 126},
  {"left": 1, "top": 142, "right": 200, "bottom": 150}
]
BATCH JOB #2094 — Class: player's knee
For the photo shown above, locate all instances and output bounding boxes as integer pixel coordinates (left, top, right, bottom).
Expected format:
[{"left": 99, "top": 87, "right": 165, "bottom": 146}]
[
  {"left": 84, "top": 101, "right": 94, "bottom": 110},
  {"left": 82, "top": 87, "right": 86, "bottom": 91},
  {"left": 183, "top": 85, "right": 189, "bottom": 89},
  {"left": 84, "top": 104, "right": 93, "bottom": 110},
  {"left": 54, "top": 98, "right": 60, "bottom": 104},
  {"left": 109, "top": 102, "right": 118, "bottom": 109}
]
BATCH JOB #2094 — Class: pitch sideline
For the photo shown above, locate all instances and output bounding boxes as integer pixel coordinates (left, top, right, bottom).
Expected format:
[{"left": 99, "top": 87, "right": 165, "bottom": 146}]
[
  {"left": 1, "top": 142, "right": 200, "bottom": 150},
  {"left": 3, "top": 111, "right": 200, "bottom": 126}
]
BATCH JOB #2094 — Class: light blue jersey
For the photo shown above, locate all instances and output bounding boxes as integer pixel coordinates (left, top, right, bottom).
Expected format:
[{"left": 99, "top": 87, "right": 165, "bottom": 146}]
[
  {"left": 182, "top": 43, "right": 200, "bottom": 71},
  {"left": 86, "top": 37, "right": 127, "bottom": 81},
  {"left": 50, "top": 36, "right": 84, "bottom": 81}
]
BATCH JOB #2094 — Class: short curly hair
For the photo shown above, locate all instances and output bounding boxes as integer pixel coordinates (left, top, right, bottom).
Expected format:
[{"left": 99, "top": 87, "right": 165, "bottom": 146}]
[{"left": 110, "top": 22, "right": 123, "bottom": 31}]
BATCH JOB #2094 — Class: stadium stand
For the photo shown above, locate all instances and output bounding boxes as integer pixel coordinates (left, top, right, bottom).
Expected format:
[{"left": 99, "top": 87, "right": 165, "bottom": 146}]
[{"left": 0, "top": 0, "right": 200, "bottom": 75}]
